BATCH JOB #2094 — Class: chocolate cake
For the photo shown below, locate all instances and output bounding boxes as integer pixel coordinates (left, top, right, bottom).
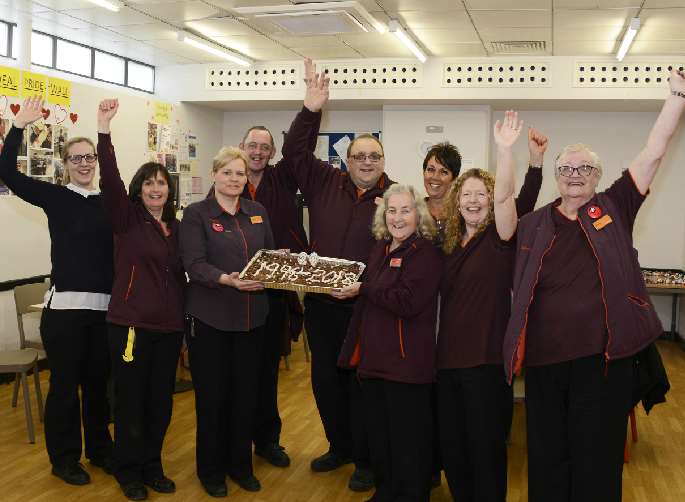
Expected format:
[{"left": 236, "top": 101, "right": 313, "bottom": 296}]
[{"left": 240, "top": 250, "right": 366, "bottom": 293}]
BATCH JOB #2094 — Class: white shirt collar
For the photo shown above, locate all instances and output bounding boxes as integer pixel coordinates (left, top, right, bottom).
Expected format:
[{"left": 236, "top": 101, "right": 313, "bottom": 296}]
[{"left": 66, "top": 183, "right": 100, "bottom": 197}]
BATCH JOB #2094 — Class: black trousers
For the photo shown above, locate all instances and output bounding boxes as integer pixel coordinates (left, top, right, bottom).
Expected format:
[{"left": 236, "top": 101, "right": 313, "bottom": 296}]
[
  {"left": 188, "top": 319, "right": 264, "bottom": 483},
  {"left": 40, "top": 308, "right": 112, "bottom": 467},
  {"left": 362, "top": 378, "right": 432, "bottom": 502},
  {"left": 253, "top": 292, "right": 286, "bottom": 448},
  {"left": 437, "top": 365, "right": 510, "bottom": 502},
  {"left": 108, "top": 324, "right": 182, "bottom": 486},
  {"left": 304, "top": 296, "right": 368, "bottom": 466},
  {"left": 525, "top": 354, "right": 633, "bottom": 502}
]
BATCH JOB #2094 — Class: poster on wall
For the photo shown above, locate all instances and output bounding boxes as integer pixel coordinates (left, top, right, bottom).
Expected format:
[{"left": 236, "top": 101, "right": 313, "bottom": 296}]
[
  {"left": 179, "top": 162, "right": 191, "bottom": 173},
  {"left": 187, "top": 133, "right": 198, "bottom": 160},
  {"left": 53, "top": 159, "right": 64, "bottom": 185},
  {"left": 29, "top": 150, "right": 53, "bottom": 177},
  {"left": 165, "top": 153, "right": 177, "bottom": 173},
  {"left": 54, "top": 125, "right": 68, "bottom": 159},
  {"left": 28, "top": 121, "right": 53, "bottom": 150},
  {"left": 147, "top": 122, "right": 158, "bottom": 151},
  {"left": 16, "top": 159, "right": 27, "bottom": 174},
  {"left": 179, "top": 176, "right": 192, "bottom": 208},
  {"left": 159, "top": 125, "right": 171, "bottom": 153}
]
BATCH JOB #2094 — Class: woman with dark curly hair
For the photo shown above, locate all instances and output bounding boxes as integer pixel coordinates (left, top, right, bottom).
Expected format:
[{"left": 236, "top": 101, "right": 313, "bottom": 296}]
[
  {"left": 436, "top": 122, "right": 546, "bottom": 502},
  {"left": 97, "top": 99, "right": 185, "bottom": 501}
]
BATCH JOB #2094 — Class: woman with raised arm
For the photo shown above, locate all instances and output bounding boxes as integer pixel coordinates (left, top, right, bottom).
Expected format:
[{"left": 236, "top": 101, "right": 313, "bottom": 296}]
[
  {"left": 436, "top": 114, "right": 545, "bottom": 502},
  {"left": 180, "top": 147, "right": 274, "bottom": 498},
  {"left": 0, "top": 97, "right": 113, "bottom": 486},
  {"left": 498, "top": 70, "right": 685, "bottom": 502},
  {"left": 97, "top": 99, "right": 185, "bottom": 501}
]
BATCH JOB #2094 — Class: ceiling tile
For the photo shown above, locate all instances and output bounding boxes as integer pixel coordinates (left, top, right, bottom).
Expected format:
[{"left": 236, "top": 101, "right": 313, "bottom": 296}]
[
  {"left": 106, "top": 22, "right": 178, "bottom": 41},
  {"left": 554, "top": 8, "right": 640, "bottom": 27},
  {"left": 554, "top": 39, "right": 615, "bottom": 55},
  {"left": 553, "top": 0, "right": 599, "bottom": 7},
  {"left": 237, "top": 45, "right": 302, "bottom": 60},
  {"left": 470, "top": 10, "right": 551, "bottom": 27},
  {"left": 643, "top": 0, "right": 685, "bottom": 6},
  {"left": 291, "top": 46, "right": 362, "bottom": 59},
  {"left": 370, "top": 0, "right": 466, "bottom": 11},
  {"left": 399, "top": 10, "right": 473, "bottom": 30},
  {"left": 630, "top": 39, "right": 685, "bottom": 54},
  {"left": 465, "top": 0, "right": 551, "bottom": 9},
  {"left": 270, "top": 34, "right": 345, "bottom": 48},
  {"left": 555, "top": 26, "right": 622, "bottom": 41},
  {"left": 59, "top": 7, "right": 158, "bottom": 26},
  {"left": 214, "top": 34, "right": 283, "bottom": 52},
  {"left": 428, "top": 43, "right": 488, "bottom": 57},
  {"left": 412, "top": 28, "right": 481, "bottom": 45},
  {"left": 480, "top": 27, "right": 552, "bottom": 41},
  {"left": 32, "top": 10, "right": 95, "bottom": 30},
  {"left": 184, "top": 18, "right": 260, "bottom": 37},
  {"left": 640, "top": 8, "right": 685, "bottom": 40},
  {"left": 134, "top": 2, "right": 221, "bottom": 23},
  {"left": 30, "top": 0, "right": 102, "bottom": 13}
]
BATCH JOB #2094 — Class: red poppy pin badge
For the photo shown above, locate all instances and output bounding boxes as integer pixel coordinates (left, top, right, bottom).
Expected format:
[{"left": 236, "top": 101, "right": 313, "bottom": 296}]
[
  {"left": 211, "top": 221, "right": 224, "bottom": 232},
  {"left": 390, "top": 258, "right": 402, "bottom": 268},
  {"left": 587, "top": 205, "right": 602, "bottom": 219}
]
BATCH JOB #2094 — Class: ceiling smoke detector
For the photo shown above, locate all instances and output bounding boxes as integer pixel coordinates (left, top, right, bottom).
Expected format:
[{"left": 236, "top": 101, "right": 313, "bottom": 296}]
[{"left": 491, "top": 41, "right": 547, "bottom": 54}]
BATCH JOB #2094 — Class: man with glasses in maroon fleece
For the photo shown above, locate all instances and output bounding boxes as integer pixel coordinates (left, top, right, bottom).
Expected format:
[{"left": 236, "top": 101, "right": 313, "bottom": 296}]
[{"left": 280, "top": 59, "right": 395, "bottom": 492}]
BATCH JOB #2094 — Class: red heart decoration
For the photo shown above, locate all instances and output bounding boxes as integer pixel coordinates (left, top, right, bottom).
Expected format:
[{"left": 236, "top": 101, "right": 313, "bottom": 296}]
[
  {"left": 54, "top": 105, "right": 67, "bottom": 124},
  {"left": 69, "top": 112, "right": 78, "bottom": 124},
  {"left": 10, "top": 103, "right": 20, "bottom": 115},
  {"left": 41, "top": 108, "right": 50, "bottom": 119}
]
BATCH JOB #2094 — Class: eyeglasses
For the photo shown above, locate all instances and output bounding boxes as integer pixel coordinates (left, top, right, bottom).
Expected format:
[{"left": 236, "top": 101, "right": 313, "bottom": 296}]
[
  {"left": 557, "top": 164, "right": 596, "bottom": 177},
  {"left": 350, "top": 153, "right": 384, "bottom": 163},
  {"left": 245, "top": 142, "right": 272, "bottom": 153},
  {"left": 67, "top": 154, "right": 98, "bottom": 164}
]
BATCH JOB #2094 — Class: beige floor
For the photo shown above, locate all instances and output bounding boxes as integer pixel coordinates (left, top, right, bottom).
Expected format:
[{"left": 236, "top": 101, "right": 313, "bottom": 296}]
[{"left": 0, "top": 340, "right": 683, "bottom": 501}]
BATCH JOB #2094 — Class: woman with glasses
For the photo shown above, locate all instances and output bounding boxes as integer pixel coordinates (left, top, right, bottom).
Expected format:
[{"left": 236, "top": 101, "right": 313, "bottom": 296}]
[
  {"left": 436, "top": 120, "right": 545, "bottom": 502},
  {"left": 0, "top": 97, "right": 113, "bottom": 485},
  {"left": 496, "top": 70, "right": 685, "bottom": 502},
  {"left": 97, "top": 99, "right": 185, "bottom": 501}
]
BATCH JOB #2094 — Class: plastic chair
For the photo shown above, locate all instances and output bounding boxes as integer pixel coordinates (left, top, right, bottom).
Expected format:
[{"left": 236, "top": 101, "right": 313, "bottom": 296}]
[
  {"left": 623, "top": 408, "right": 638, "bottom": 463},
  {"left": 0, "top": 349, "right": 42, "bottom": 443},
  {"left": 12, "top": 282, "right": 48, "bottom": 422}
]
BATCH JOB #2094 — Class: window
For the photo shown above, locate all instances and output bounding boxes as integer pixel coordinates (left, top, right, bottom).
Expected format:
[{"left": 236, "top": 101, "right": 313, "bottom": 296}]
[
  {"left": 56, "top": 39, "right": 91, "bottom": 77},
  {"left": 0, "top": 22, "right": 8, "bottom": 57},
  {"left": 0, "top": 20, "right": 155, "bottom": 93},
  {"left": 127, "top": 61, "right": 154, "bottom": 92},
  {"left": 94, "top": 50, "right": 125, "bottom": 84},
  {"left": 30, "top": 31, "right": 53, "bottom": 67}
]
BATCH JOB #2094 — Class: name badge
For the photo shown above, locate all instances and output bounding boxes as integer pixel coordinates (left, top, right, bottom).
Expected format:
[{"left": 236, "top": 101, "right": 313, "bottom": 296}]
[
  {"left": 390, "top": 258, "right": 402, "bottom": 268},
  {"left": 250, "top": 215, "right": 263, "bottom": 224},
  {"left": 211, "top": 222, "right": 224, "bottom": 232},
  {"left": 593, "top": 214, "right": 613, "bottom": 230}
]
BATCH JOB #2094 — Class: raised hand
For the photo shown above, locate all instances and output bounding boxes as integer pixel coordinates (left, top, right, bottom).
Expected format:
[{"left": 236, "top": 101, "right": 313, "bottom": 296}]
[
  {"left": 494, "top": 110, "right": 523, "bottom": 149},
  {"left": 13, "top": 96, "right": 44, "bottom": 129},
  {"left": 669, "top": 67, "right": 685, "bottom": 95},
  {"left": 303, "top": 58, "right": 330, "bottom": 113},
  {"left": 97, "top": 99, "right": 119, "bottom": 134},
  {"left": 528, "top": 127, "right": 549, "bottom": 166}
]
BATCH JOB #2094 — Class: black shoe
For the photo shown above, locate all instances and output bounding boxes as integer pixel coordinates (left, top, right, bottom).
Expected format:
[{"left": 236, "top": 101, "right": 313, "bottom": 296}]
[
  {"left": 89, "top": 455, "right": 114, "bottom": 475},
  {"left": 348, "top": 467, "right": 375, "bottom": 492},
  {"left": 201, "top": 480, "right": 228, "bottom": 497},
  {"left": 121, "top": 482, "right": 148, "bottom": 501},
  {"left": 431, "top": 472, "right": 442, "bottom": 489},
  {"left": 255, "top": 443, "right": 291, "bottom": 468},
  {"left": 51, "top": 463, "right": 91, "bottom": 485},
  {"left": 310, "top": 450, "right": 352, "bottom": 472},
  {"left": 144, "top": 475, "right": 176, "bottom": 493},
  {"left": 230, "top": 475, "right": 261, "bottom": 492}
]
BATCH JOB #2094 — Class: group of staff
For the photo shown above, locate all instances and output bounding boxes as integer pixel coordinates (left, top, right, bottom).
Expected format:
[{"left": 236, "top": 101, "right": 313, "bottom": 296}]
[{"left": 1, "top": 60, "right": 683, "bottom": 502}]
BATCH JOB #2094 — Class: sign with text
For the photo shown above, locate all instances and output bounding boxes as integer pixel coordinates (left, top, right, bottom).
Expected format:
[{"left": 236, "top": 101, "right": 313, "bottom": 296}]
[
  {"left": 0, "top": 66, "right": 20, "bottom": 97},
  {"left": 47, "top": 76, "right": 71, "bottom": 106},
  {"left": 153, "top": 101, "right": 172, "bottom": 124},
  {"left": 22, "top": 71, "right": 47, "bottom": 97}
]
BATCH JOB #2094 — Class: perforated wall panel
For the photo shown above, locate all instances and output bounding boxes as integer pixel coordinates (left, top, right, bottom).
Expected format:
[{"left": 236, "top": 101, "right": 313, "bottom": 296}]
[{"left": 442, "top": 62, "right": 551, "bottom": 87}]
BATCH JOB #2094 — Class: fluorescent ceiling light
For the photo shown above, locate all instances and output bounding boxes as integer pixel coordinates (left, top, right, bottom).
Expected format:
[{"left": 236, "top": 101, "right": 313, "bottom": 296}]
[
  {"left": 178, "top": 31, "right": 252, "bottom": 67},
  {"left": 616, "top": 17, "right": 640, "bottom": 62},
  {"left": 86, "top": 0, "right": 121, "bottom": 12},
  {"left": 388, "top": 20, "right": 426, "bottom": 63}
]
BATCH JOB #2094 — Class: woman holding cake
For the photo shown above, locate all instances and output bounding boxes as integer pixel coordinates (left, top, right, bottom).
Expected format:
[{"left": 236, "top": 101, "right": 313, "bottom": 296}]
[
  {"left": 337, "top": 184, "right": 442, "bottom": 502},
  {"left": 435, "top": 117, "right": 545, "bottom": 502},
  {"left": 499, "top": 70, "right": 685, "bottom": 502},
  {"left": 179, "top": 147, "right": 274, "bottom": 497}
]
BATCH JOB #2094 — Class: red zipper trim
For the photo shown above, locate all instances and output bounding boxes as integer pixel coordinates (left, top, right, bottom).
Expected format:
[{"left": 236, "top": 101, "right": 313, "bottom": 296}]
[
  {"left": 234, "top": 217, "right": 251, "bottom": 328},
  {"left": 398, "top": 318, "right": 406, "bottom": 358},
  {"left": 576, "top": 218, "right": 613, "bottom": 364},
  {"left": 508, "top": 235, "right": 556, "bottom": 383},
  {"left": 124, "top": 265, "right": 136, "bottom": 301}
]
